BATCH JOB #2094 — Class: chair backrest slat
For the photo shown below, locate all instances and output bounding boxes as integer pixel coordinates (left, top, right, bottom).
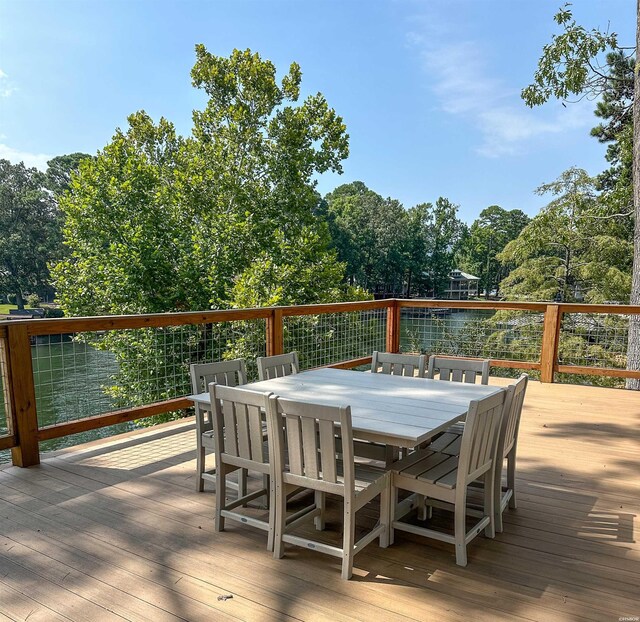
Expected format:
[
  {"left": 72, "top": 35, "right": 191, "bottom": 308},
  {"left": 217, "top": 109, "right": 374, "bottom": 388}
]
[
  {"left": 285, "top": 414, "right": 304, "bottom": 475},
  {"left": 427, "top": 356, "right": 490, "bottom": 385},
  {"left": 457, "top": 390, "right": 506, "bottom": 486},
  {"left": 257, "top": 352, "right": 300, "bottom": 381},
  {"left": 371, "top": 351, "right": 426, "bottom": 377},
  {"left": 270, "top": 397, "right": 351, "bottom": 490},
  {"left": 211, "top": 384, "right": 271, "bottom": 468},
  {"left": 301, "top": 416, "right": 319, "bottom": 479},
  {"left": 318, "top": 419, "right": 337, "bottom": 483}
]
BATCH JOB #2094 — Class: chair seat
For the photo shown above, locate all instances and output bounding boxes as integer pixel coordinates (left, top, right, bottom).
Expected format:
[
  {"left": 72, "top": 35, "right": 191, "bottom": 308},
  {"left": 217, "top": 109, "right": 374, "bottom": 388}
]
[
  {"left": 391, "top": 448, "right": 460, "bottom": 489},
  {"left": 427, "top": 429, "right": 462, "bottom": 455}
]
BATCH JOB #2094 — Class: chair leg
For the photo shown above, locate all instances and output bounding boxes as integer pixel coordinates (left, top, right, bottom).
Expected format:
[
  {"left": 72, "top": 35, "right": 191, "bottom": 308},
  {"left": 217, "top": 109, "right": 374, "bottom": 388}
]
[
  {"left": 494, "top": 462, "right": 504, "bottom": 534},
  {"left": 507, "top": 451, "right": 517, "bottom": 509},
  {"left": 196, "top": 445, "right": 205, "bottom": 492},
  {"left": 273, "top": 480, "right": 287, "bottom": 560},
  {"left": 454, "top": 490, "right": 467, "bottom": 567},
  {"left": 417, "top": 493, "right": 427, "bottom": 520},
  {"left": 379, "top": 478, "right": 390, "bottom": 548},
  {"left": 314, "top": 490, "right": 326, "bottom": 531},
  {"left": 263, "top": 474, "right": 270, "bottom": 510},
  {"left": 215, "top": 465, "right": 226, "bottom": 532},
  {"left": 341, "top": 496, "right": 356, "bottom": 580},
  {"left": 239, "top": 468, "right": 248, "bottom": 505},
  {"left": 267, "top": 477, "right": 276, "bottom": 552},
  {"left": 389, "top": 483, "right": 398, "bottom": 546},
  {"left": 484, "top": 471, "right": 496, "bottom": 538}
]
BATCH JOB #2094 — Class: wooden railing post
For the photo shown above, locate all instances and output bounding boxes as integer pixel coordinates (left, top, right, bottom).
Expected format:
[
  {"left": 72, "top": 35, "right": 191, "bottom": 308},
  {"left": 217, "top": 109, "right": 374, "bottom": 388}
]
[
  {"left": 6, "top": 324, "right": 40, "bottom": 466},
  {"left": 386, "top": 300, "right": 400, "bottom": 353},
  {"left": 540, "top": 304, "right": 562, "bottom": 383},
  {"left": 266, "top": 308, "right": 284, "bottom": 357}
]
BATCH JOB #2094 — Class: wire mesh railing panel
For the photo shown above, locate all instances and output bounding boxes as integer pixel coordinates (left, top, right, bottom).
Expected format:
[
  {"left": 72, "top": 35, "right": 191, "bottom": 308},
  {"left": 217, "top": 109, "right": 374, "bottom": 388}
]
[
  {"left": 0, "top": 336, "right": 9, "bottom": 438},
  {"left": 283, "top": 309, "right": 387, "bottom": 370},
  {"left": 400, "top": 307, "right": 544, "bottom": 363},
  {"left": 31, "top": 319, "right": 267, "bottom": 428},
  {"left": 558, "top": 313, "right": 630, "bottom": 368},
  {"left": 556, "top": 313, "right": 635, "bottom": 387}
]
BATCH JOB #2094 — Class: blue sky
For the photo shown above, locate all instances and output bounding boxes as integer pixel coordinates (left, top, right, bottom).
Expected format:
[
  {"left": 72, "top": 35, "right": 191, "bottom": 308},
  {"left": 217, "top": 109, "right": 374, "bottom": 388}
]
[{"left": 0, "top": 0, "right": 634, "bottom": 223}]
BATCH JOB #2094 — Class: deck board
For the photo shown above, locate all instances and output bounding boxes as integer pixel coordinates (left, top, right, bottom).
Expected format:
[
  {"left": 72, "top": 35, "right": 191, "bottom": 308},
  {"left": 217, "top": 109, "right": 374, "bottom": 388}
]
[{"left": 1, "top": 378, "right": 639, "bottom": 621}]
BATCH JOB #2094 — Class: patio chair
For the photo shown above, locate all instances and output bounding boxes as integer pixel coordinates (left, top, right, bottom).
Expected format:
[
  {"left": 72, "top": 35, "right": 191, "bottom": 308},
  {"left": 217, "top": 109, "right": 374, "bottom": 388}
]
[
  {"left": 257, "top": 352, "right": 300, "bottom": 381},
  {"left": 190, "top": 359, "right": 248, "bottom": 492},
  {"left": 429, "top": 374, "right": 529, "bottom": 532},
  {"left": 210, "top": 383, "right": 276, "bottom": 549},
  {"left": 389, "top": 389, "right": 507, "bottom": 566},
  {"left": 426, "top": 355, "right": 490, "bottom": 385},
  {"left": 371, "top": 351, "right": 427, "bottom": 377},
  {"left": 268, "top": 396, "right": 391, "bottom": 580}
]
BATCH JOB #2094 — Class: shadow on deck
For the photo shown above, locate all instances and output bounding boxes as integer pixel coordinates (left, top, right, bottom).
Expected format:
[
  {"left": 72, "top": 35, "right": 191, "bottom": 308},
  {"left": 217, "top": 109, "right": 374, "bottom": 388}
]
[{"left": 0, "top": 378, "right": 638, "bottom": 621}]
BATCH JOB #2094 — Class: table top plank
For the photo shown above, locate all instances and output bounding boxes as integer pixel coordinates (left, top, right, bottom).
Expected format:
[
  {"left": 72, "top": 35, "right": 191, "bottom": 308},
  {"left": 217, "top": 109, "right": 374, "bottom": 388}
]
[{"left": 188, "top": 368, "right": 503, "bottom": 448}]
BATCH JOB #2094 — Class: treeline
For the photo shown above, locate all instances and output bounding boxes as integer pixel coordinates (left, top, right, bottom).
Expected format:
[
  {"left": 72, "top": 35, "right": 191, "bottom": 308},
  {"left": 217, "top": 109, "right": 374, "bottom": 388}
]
[{"left": 320, "top": 181, "right": 529, "bottom": 299}]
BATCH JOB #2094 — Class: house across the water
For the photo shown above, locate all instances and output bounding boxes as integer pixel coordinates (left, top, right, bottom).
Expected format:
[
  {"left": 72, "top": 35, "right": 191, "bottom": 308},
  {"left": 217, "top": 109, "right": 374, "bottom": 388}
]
[{"left": 444, "top": 269, "right": 480, "bottom": 300}]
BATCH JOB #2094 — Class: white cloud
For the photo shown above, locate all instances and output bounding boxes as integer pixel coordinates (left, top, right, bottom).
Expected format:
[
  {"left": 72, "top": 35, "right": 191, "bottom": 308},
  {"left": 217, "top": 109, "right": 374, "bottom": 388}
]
[
  {"left": 408, "top": 30, "right": 593, "bottom": 157},
  {"left": 0, "top": 144, "right": 52, "bottom": 170},
  {"left": 0, "top": 69, "right": 17, "bottom": 97}
]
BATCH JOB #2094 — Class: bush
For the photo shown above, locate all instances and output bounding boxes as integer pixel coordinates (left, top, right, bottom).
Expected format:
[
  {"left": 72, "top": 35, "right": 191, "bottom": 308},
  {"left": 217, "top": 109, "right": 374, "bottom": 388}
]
[
  {"left": 44, "top": 306, "right": 65, "bottom": 318},
  {"left": 26, "top": 293, "right": 41, "bottom": 307}
]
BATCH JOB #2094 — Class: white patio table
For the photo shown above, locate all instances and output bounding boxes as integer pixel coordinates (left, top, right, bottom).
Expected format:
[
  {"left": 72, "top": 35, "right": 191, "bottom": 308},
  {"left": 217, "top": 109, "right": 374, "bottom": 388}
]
[{"left": 187, "top": 367, "right": 502, "bottom": 449}]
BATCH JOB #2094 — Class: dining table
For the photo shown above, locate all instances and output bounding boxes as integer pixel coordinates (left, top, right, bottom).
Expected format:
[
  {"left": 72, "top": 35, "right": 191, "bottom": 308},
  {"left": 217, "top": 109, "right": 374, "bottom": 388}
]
[{"left": 187, "top": 367, "right": 503, "bottom": 450}]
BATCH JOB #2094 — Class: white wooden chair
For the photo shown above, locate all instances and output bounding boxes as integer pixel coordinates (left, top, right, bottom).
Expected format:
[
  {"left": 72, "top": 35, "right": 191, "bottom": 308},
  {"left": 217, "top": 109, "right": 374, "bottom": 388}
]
[
  {"left": 257, "top": 352, "right": 300, "bottom": 381},
  {"left": 268, "top": 396, "right": 391, "bottom": 580},
  {"left": 210, "top": 383, "right": 276, "bottom": 550},
  {"left": 190, "top": 359, "right": 248, "bottom": 492},
  {"left": 427, "top": 375, "right": 528, "bottom": 532},
  {"left": 389, "top": 389, "right": 507, "bottom": 566},
  {"left": 426, "top": 355, "right": 490, "bottom": 385},
  {"left": 371, "top": 351, "right": 427, "bottom": 377}
]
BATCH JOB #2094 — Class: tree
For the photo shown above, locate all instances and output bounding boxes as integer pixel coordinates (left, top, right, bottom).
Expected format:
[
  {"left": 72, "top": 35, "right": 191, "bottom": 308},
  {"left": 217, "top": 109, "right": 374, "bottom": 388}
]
[
  {"left": 324, "top": 182, "right": 408, "bottom": 293},
  {"left": 0, "top": 160, "right": 60, "bottom": 308},
  {"left": 499, "top": 168, "right": 632, "bottom": 303},
  {"left": 522, "top": 3, "right": 640, "bottom": 387},
  {"left": 46, "top": 152, "right": 92, "bottom": 195},
  {"left": 52, "top": 48, "right": 354, "bottom": 420},
  {"left": 424, "top": 197, "right": 468, "bottom": 297},
  {"left": 457, "top": 205, "right": 530, "bottom": 298}
]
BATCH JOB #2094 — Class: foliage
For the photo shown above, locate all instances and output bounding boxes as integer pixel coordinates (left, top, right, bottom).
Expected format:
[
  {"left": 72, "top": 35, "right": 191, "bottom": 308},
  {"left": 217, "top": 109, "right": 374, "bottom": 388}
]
[
  {"left": 523, "top": 2, "right": 639, "bottom": 388},
  {"left": 499, "top": 168, "right": 632, "bottom": 303},
  {"left": 457, "top": 205, "right": 530, "bottom": 297},
  {"left": 0, "top": 160, "right": 60, "bottom": 308},
  {"left": 324, "top": 182, "right": 467, "bottom": 297},
  {"left": 26, "top": 293, "right": 41, "bottom": 307},
  {"left": 52, "top": 47, "right": 356, "bottom": 424},
  {"left": 521, "top": 4, "right": 620, "bottom": 107}
]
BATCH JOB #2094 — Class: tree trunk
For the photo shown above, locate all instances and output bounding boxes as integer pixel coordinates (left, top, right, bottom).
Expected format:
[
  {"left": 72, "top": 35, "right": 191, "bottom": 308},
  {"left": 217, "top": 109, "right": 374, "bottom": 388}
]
[
  {"left": 626, "top": 0, "right": 640, "bottom": 390},
  {"left": 15, "top": 290, "right": 24, "bottom": 310}
]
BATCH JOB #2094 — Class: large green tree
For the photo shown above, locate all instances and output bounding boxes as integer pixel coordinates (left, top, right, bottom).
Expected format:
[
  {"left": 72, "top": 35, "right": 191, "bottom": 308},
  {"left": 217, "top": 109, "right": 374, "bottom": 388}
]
[
  {"left": 522, "top": 3, "right": 639, "bottom": 386},
  {"left": 499, "top": 168, "right": 632, "bottom": 303},
  {"left": 457, "top": 205, "right": 530, "bottom": 298},
  {"left": 51, "top": 48, "right": 355, "bottom": 417},
  {"left": 54, "top": 48, "right": 350, "bottom": 315}
]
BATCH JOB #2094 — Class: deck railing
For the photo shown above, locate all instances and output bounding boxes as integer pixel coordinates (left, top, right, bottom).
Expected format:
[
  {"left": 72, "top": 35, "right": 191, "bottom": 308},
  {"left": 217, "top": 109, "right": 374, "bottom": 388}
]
[{"left": 1, "top": 299, "right": 639, "bottom": 467}]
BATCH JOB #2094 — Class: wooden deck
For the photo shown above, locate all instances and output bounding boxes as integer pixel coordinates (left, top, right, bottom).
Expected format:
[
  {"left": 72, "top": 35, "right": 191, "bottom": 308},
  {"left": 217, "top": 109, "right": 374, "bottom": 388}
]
[{"left": 1, "top": 378, "right": 639, "bottom": 621}]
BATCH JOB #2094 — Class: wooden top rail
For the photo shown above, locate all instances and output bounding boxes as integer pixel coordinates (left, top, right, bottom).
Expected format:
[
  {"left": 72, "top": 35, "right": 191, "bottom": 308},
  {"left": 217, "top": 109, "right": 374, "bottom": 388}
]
[
  {"left": 0, "top": 299, "right": 393, "bottom": 337},
  {"left": 2, "top": 299, "right": 640, "bottom": 338}
]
